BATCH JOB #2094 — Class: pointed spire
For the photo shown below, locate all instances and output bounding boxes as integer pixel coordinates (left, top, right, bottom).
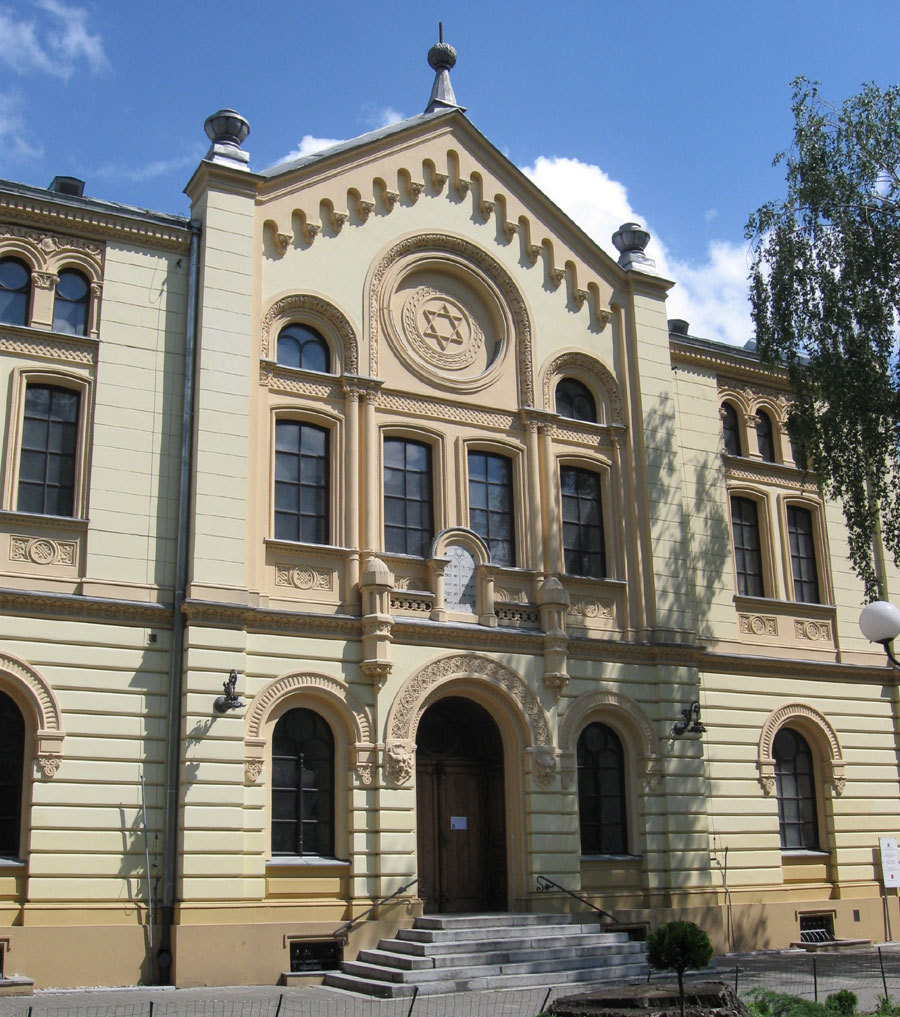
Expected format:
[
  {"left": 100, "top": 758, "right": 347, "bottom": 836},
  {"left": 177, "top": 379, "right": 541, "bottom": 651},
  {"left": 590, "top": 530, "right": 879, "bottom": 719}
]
[{"left": 425, "top": 24, "right": 466, "bottom": 114}]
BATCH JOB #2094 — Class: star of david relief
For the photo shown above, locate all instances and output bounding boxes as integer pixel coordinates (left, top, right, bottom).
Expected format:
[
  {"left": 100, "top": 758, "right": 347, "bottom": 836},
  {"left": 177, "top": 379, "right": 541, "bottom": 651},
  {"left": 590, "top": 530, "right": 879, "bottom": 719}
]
[
  {"left": 422, "top": 302, "right": 465, "bottom": 351},
  {"left": 402, "top": 286, "right": 485, "bottom": 372}
]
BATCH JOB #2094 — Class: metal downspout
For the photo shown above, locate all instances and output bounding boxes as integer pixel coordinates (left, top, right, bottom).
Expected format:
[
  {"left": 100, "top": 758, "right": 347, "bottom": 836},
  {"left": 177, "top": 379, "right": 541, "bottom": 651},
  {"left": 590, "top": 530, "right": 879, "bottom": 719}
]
[{"left": 157, "top": 218, "right": 202, "bottom": 984}]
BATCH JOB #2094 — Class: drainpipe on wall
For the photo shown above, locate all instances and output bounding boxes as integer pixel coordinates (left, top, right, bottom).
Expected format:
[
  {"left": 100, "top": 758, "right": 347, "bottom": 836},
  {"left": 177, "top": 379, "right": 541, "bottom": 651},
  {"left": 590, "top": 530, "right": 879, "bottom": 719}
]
[{"left": 157, "top": 217, "right": 202, "bottom": 985}]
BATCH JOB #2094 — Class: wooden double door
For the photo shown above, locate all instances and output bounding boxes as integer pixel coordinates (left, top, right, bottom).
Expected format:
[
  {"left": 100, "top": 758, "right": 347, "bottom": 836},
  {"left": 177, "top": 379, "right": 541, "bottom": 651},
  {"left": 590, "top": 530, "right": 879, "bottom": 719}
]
[{"left": 416, "top": 697, "right": 507, "bottom": 913}]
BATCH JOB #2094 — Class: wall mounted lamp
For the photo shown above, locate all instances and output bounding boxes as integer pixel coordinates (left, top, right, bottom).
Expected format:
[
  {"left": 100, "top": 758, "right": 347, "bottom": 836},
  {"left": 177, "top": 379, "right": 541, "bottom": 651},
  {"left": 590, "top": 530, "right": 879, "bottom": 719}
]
[
  {"left": 859, "top": 600, "right": 900, "bottom": 666},
  {"left": 213, "top": 670, "right": 245, "bottom": 713},
  {"left": 673, "top": 700, "right": 705, "bottom": 737}
]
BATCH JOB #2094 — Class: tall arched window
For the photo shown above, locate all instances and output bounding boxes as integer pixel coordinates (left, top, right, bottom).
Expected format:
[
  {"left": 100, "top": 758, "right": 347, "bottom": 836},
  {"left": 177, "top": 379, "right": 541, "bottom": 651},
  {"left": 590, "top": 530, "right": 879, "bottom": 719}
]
[
  {"left": 53, "top": 269, "right": 90, "bottom": 336},
  {"left": 577, "top": 722, "right": 627, "bottom": 855},
  {"left": 722, "top": 403, "right": 742, "bottom": 456},
  {"left": 0, "top": 691, "right": 25, "bottom": 857},
  {"left": 274, "top": 421, "right": 328, "bottom": 543},
  {"left": 17, "top": 383, "right": 81, "bottom": 517},
  {"left": 561, "top": 466, "right": 606, "bottom": 578},
  {"left": 774, "top": 727, "right": 819, "bottom": 850},
  {"left": 276, "top": 324, "right": 330, "bottom": 373},
  {"left": 756, "top": 410, "right": 776, "bottom": 462},
  {"left": 271, "top": 708, "right": 334, "bottom": 857},
  {"left": 556, "top": 378, "right": 597, "bottom": 423},
  {"left": 0, "top": 257, "right": 31, "bottom": 327}
]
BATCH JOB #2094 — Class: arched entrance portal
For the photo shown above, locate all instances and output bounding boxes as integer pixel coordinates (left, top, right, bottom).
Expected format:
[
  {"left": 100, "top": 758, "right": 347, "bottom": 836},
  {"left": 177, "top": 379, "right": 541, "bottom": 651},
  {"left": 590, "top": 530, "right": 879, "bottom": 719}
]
[{"left": 416, "top": 697, "right": 507, "bottom": 913}]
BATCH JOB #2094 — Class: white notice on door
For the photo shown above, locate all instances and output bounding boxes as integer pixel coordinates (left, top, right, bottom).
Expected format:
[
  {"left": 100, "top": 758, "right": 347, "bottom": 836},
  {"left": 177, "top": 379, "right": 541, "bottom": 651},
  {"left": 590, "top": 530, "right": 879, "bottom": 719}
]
[
  {"left": 880, "top": 837, "right": 900, "bottom": 886},
  {"left": 450, "top": 816, "right": 467, "bottom": 830}
]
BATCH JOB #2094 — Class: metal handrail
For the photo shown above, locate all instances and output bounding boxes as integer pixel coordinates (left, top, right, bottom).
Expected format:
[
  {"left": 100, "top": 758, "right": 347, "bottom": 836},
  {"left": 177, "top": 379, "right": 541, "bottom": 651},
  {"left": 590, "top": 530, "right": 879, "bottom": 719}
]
[
  {"left": 535, "top": 874, "right": 619, "bottom": 923},
  {"left": 333, "top": 877, "right": 419, "bottom": 941}
]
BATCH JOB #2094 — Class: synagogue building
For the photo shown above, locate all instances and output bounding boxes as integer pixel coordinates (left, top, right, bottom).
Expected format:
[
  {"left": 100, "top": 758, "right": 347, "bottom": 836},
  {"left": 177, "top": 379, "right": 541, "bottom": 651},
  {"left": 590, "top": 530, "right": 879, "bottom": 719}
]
[{"left": 0, "top": 41, "right": 897, "bottom": 989}]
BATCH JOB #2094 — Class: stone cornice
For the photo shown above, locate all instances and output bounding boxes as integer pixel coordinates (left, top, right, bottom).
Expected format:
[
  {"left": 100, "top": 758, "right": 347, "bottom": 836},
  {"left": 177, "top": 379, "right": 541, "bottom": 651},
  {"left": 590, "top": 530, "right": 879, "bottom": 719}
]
[
  {"left": 0, "top": 587, "right": 171, "bottom": 627},
  {"left": 178, "top": 600, "right": 891, "bottom": 680},
  {"left": 0, "top": 190, "right": 190, "bottom": 253},
  {"left": 670, "top": 336, "right": 790, "bottom": 385}
]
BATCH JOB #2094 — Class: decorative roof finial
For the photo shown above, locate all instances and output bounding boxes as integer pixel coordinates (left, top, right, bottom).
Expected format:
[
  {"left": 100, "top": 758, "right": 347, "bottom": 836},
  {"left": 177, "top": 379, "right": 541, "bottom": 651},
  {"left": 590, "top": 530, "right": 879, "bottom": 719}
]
[{"left": 425, "top": 24, "right": 465, "bottom": 114}]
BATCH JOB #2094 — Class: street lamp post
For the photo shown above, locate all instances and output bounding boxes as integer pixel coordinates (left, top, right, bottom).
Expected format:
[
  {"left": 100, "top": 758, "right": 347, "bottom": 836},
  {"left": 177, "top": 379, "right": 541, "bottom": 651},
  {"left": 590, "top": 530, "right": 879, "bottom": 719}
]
[{"left": 858, "top": 601, "right": 900, "bottom": 666}]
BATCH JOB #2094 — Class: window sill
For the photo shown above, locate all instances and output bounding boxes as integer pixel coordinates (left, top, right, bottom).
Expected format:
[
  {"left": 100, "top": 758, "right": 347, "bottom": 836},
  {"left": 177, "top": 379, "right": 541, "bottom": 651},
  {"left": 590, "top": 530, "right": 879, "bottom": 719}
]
[
  {"left": 0, "top": 509, "right": 88, "bottom": 532},
  {"left": 0, "top": 856, "right": 25, "bottom": 867},
  {"left": 781, "top": 849, "right": 829, "bottom": 858},
  {"left": 581, "top": 853, "right": 643, "bottom": 862},
  {"left": 266, "top": 856, "right": 350, "bottom": 869}
]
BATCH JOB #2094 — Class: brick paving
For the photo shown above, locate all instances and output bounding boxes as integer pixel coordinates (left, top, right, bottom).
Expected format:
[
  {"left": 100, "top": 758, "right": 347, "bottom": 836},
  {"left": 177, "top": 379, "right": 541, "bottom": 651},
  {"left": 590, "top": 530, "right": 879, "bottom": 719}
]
[{"left": 3, "top": 946, "right": 900, "bottom": 1017}]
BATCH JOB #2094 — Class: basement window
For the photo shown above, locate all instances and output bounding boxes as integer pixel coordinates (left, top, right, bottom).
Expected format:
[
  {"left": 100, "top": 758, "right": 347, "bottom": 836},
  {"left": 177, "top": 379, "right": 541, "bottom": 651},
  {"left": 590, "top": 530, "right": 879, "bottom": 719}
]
[
  {"left": 799, "top": 913, "right": 835, "bottom": 943},
  {"left": 289, "top": 939, "right": 341, "bottom": 973}
]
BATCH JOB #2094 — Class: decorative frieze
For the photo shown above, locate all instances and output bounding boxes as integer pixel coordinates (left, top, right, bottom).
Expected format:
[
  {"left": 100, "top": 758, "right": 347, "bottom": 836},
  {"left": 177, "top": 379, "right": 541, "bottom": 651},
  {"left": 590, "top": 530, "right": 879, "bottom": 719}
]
[
  {"left": 10, "top": 535, "right": 77, "bottom": 567},
  {"left": 274, "top": 563, "right": 334, "bottom": 591},
  {"left": 739, "top": 614, "right": 777, "bottom": 637},
  {"left": 0, "top": 328, "right": 97, "bottom": 365},
  {"left": 568, "top": 598, "right": 613, "bottom": 620},
  {"left": 794, "top": 619, "right": 831, "bottom": 642}
]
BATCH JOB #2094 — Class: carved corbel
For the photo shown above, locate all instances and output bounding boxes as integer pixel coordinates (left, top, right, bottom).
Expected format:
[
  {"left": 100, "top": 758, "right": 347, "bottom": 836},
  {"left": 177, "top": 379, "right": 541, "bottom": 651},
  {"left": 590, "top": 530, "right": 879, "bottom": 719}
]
[
  {"left": 574, "top": 288, "right": 588, "bottom": 308},
  {"left": 384, "top": 739, "right": 415, "bottom": 785},
  {"left": 549, "top": 267, "right": 565, "bottom": 288},
  {"left": 357, "top": 198, "right": 375, "bottom": 222},
  {"left": 526, "top": 244, "right": 542, "bottom": 264},
  {"left": 33, "top": 271, "right": 58, "bottom": 290},
  {"left": 479, "top": 199, "right": 495, "bottom": 222},
  {"left": 301, "top": 221, "right": 321, "bottom": 244},
  {"left": 36, "top": 754, "right": 62, "bottom": 777},
  {"left": 530, "top": 746, "right": 557, "bottom": 789},
  {"left": 383, "top": 190, "right": 400, "bottom": 212},
  {"left": 329, "top": 210, "right": 349, "bottom": 233},
  {"left": 274, "top": 232, "right": 292, "bottom": 257},
  {"left": 643, "top": 756, "right": 663, "bottom": 793},
  {"left": 456, "top": 178, "right": 470, "bottom": 198},
  {"left": 407, "top": 180, "right": 425, "bottom": 202},
  {"left": 596, "top": 307, "right": 612, "bottom": 330},
  {"left": 538, "top": 576, "right": 570, "bottom": 699},
  {"left": 502, "top": 221, "right": 519, "bottom": 241},
  {"left": 354, "top": 743, "right": 377, "bottom": 786},
  {"left": 431, "top": 171, "right": 448, "bottom": 192}
]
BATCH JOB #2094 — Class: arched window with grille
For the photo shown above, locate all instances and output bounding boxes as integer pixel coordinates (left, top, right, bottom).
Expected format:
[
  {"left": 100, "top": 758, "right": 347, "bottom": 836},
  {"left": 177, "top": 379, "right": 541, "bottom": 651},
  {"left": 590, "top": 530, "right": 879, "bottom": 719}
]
[
  {"left": 271, "top": 708, "right": 335, "bottom": 857},
  {"left": 577, "top": 722, "right": 627, "bottom": 855},
  {"left": 556, "top": 378, "right": 597, "bottom": 423},
  {"left": 0, "top": 691, "right": 25, "bottom": 858},
  {"left": 0, "top": 257, "right": 31, "bottom": 327},
  {"left": 774, "top": 727, "right": 819, "bottom": 851},
  {"left": 722, "top": 403, "right": 742, "bottom": 456},
  {"left": 757, "top": 409, "right": 776, "bottom": 462},
  {"left": 52, "top": 269, "right": 90, "bottom": 336},
  {"left": 276, "top": 324, "right": 330, "bottom": 373}
]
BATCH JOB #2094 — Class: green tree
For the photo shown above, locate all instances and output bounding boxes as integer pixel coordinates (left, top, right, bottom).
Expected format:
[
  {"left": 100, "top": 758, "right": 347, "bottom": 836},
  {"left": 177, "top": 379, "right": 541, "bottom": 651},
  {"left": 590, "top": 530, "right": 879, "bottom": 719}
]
[
  {"left": 645, "top": 920, "right": 713, "bottom": 1017},
  {"left": 746, "top": 78, "right": 900, "bottom": 598}
]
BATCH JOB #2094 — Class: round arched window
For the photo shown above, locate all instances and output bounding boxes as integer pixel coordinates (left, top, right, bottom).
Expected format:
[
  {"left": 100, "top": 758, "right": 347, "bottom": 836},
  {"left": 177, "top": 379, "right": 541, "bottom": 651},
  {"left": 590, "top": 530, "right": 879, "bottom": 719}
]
[
  {"left": 556, "top": 378, "right": 597, "bottom": 423},
  {"left": 276, "top": 324, "right": 330, "bottom": 373},
  {"left": 0, "top": 257, "right": 31, "bottom": 327},
  {"left": 53, "top": 269, "right": 90, "bottom": 336}
]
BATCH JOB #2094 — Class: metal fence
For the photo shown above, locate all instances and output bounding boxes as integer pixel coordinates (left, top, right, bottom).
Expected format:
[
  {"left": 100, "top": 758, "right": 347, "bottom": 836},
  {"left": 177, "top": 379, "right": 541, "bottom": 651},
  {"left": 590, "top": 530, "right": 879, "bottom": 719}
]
[{"left": 6, "top": 949, "right": 900, "bottom": 1017}]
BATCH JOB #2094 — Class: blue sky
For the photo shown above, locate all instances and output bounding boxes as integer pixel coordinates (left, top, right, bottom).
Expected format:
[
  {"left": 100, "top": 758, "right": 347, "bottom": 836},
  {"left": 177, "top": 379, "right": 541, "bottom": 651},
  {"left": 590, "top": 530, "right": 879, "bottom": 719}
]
[{"left": 2, "top": 0, "right": 898, "bottom": 344}]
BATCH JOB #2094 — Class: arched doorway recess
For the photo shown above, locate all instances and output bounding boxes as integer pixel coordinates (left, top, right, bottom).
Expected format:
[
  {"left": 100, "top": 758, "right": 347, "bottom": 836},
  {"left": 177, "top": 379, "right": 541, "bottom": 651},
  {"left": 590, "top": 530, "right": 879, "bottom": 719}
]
[{"left": 416, "top": 696, "right": 506, "bottom": 913}]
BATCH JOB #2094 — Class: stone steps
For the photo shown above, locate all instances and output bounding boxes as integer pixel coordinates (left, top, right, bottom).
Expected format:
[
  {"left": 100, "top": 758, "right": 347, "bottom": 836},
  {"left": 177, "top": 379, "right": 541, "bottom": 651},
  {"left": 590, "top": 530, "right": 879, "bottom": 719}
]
[{"left": 323, "top": 912, "right": 648, "bottom": 998}]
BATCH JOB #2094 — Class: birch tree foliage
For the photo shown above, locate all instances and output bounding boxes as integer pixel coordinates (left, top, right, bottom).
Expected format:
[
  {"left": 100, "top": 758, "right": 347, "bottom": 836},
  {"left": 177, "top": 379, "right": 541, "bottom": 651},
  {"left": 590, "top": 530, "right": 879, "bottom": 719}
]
[{"left": 746, "top": 78, "right": 900, "bottom": 599}]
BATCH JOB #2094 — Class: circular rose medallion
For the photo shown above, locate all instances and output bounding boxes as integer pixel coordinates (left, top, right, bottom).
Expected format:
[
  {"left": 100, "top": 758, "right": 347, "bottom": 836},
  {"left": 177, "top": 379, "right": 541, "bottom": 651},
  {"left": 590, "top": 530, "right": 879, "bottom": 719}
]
[{"left": 403, "top": 287, "right": 484, "bottom": 371}]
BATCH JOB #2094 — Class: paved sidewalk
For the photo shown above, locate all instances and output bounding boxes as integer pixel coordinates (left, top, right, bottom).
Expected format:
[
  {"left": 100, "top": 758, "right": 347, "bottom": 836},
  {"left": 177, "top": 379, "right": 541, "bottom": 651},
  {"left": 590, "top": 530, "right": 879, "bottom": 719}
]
[{"left": 3, "top": 946, "right": 900, "bottom": 1017}]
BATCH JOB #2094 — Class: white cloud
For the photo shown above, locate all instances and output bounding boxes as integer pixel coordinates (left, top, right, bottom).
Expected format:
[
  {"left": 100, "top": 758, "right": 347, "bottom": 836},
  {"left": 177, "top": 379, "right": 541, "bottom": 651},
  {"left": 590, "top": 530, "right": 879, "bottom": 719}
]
[
  {"left": 367, "top": 106, "right": 404, "bottom": 129},
  {"left": 704, "top": 208, "right": 719, "bottom": 222},
  {"left": 0, "top": 0, "right": 106, "bottom": 80},
  {"left": 0, "top": 91, "right": 44, "bottom": 162},
  {"left": 91, "top": 148, "right": 204, "bottom": 184},
  {"left": 522, "top": 154, "right": 751, "bottom": 345},
  {"left": 269, "top": 134, "right": 344, "bottom": 169}
]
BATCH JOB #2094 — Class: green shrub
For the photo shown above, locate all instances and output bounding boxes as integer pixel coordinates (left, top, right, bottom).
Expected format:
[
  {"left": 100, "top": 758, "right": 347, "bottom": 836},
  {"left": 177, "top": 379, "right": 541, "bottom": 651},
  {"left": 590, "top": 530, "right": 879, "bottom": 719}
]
[
  {"left": 745, "top": 989, "right": 831, "bottom": 1017},
  {"left": 646, "top": 921, "right": 713, "bottom": 1017},
  {"left": 826, "top": 991, "right": 857, "bottom": 1017}
]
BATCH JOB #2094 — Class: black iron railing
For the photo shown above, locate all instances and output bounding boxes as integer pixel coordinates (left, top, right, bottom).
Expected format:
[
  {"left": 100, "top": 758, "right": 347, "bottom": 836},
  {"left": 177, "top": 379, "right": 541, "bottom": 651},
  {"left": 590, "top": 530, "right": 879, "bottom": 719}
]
[
  {"left": 333, "top": 877, "right": 419, "bottom": 942},
  {"left": 535, "top": 874, "right": 619, "bottom": 923}
]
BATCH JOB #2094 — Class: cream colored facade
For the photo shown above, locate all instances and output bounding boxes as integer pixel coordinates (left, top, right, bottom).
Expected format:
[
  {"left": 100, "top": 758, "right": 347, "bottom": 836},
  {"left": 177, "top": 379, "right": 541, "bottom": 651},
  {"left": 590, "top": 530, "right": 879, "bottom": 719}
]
[{"left": 0, "top": 80, "right": 898, "bottom": 991}]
